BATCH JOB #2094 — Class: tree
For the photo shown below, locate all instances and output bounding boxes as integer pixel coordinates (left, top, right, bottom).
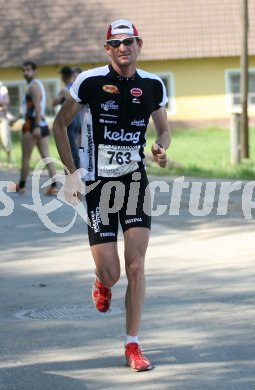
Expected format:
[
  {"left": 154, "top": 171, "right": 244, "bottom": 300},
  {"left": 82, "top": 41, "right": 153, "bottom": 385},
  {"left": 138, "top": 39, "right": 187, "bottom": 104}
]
[{"left": 240, "top": 0, "right": 249, "bottom": 158}]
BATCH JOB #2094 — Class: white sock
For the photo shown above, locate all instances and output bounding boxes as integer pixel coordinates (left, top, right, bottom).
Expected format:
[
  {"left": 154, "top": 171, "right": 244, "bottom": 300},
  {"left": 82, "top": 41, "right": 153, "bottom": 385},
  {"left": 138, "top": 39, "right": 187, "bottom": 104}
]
[{"left": 125, "top": 335, "right": 139, "bottom": 346}]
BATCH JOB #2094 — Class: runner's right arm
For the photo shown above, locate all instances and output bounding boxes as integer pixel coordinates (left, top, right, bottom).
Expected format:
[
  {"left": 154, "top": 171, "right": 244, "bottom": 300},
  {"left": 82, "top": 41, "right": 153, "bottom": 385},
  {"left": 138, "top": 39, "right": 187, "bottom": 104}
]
[
  {"left": 53, "top": 94, "right": 84, "bottom": 204},
  {"left": 53, "top": 94, "right": 82, "bottom": 174}
]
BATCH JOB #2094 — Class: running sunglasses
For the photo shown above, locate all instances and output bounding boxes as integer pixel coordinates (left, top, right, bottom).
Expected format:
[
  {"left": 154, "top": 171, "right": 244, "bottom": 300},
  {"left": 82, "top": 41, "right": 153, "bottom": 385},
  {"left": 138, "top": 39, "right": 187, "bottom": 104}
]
[{"left": 106, "top": 36, "right": 140, "bottom": 48}]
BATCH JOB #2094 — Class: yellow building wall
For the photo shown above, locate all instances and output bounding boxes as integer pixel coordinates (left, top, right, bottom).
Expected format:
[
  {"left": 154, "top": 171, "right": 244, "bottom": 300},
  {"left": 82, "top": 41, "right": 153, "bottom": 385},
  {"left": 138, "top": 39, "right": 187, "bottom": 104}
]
[
  {"left": 139, "top": 56, "right": 255, "bottom": 122},
  {"left": 1, "top": 57, "right": 255, "bottom": 123},
  {"left": 0, "top": 63, "right": 104, "bottom": 83}
]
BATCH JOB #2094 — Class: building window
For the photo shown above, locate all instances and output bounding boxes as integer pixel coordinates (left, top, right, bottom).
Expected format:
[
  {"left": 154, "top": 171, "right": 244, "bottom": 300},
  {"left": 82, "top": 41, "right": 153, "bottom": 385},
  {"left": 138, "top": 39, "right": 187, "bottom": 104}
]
[
  {"left": 156, "top": 72, "right": 176, "bottom": 114},
  {"left": 225, "top": 69, "right": 255, "bottom": 113},
  {"left": 7, "top": 83, "right": 26, "bottom": 117},
  {"left": 4, "top": 79, "right": 60, "bottom": 118}
]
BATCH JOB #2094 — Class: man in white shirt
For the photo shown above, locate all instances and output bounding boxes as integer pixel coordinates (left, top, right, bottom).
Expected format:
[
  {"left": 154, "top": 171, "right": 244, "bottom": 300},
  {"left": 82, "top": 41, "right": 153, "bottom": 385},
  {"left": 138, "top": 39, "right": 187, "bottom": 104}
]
[{"left": 0, "top": 82, "right": 13, "bottom": 167}]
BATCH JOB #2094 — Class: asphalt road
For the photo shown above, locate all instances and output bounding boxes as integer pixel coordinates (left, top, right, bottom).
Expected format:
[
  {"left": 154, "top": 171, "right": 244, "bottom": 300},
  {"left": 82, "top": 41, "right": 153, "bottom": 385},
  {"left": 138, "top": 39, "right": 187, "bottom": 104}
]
[{"left": 1, "top": 170, "right": 255, "bottom": 389}]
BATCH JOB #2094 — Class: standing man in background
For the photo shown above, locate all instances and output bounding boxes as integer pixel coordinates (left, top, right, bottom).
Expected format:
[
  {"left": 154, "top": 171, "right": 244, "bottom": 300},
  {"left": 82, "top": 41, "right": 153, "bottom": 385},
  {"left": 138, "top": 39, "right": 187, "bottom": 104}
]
[
  {"left": 53, "top": 19, "right": 170, "bottom": 372},
  {"left": 52, "top": 66, "right": 80, "bottom": 169},
  {"left": 16, "top": 61, "right": 57, "bottom": 195},
  {"left": 0, "top": 81, "right": 13, "bottom": 167}
]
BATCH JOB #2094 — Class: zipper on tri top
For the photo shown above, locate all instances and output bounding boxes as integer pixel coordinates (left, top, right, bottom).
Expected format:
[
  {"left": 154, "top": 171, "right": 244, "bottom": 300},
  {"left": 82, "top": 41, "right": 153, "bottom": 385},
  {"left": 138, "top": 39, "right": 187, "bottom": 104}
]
[{"left": 121, "top": 78, "right": 128, "bottom": 130}]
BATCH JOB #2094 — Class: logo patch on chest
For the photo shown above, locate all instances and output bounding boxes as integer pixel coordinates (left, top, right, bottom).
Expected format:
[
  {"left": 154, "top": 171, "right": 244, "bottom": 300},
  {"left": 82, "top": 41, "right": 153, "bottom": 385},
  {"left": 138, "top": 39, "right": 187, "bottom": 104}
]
[
  {"left": 101, "top": 100, "right": 118, "bottom": 111},
  {"left": 103, "top": 85, "right": 120, "bottom": 94},
  {"left": 130, "top": 88, "right": 143, "bottom": 97}
]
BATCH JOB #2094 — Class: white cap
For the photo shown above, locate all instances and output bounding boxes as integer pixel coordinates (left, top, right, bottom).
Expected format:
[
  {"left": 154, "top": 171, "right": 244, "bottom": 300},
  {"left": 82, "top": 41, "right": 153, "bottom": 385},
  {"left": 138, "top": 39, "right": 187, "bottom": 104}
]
[{"left": 106, "top": 19, "right": 139, "bottom": 39}]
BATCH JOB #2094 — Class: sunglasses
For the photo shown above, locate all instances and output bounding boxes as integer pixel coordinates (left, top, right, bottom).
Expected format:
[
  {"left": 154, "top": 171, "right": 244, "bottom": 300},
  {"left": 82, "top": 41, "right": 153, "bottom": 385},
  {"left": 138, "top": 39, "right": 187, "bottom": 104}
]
[{"left": 106, "top": 36, "right": 140, "bottom": 48}]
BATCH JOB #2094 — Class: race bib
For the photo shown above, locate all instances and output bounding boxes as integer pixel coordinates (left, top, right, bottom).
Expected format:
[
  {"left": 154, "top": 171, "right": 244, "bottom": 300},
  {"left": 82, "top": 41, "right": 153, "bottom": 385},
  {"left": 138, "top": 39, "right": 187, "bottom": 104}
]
[{"left": 98, "top": 144, "right": 141, "bottom": 177}]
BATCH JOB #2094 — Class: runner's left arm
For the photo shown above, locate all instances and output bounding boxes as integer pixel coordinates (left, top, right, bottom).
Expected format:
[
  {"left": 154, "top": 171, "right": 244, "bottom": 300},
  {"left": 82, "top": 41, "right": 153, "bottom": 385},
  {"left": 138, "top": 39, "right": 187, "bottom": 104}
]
[{"left": 151, "top": 106, "right": 171, "bottom": 168}]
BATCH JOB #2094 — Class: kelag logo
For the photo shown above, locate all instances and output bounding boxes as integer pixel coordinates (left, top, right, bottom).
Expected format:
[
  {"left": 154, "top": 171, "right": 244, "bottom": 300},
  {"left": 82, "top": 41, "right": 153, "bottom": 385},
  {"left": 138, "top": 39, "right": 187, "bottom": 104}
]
[{"left": 104, "top": 126, "right": 140, "bottom": 144}]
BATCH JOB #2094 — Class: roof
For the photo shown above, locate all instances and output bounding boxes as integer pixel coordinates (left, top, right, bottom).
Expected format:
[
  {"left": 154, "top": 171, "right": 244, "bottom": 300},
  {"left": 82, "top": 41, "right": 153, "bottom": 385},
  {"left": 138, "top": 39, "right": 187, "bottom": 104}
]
[{"left": 0, "top": 0, "right": 255, "bottom": 68}]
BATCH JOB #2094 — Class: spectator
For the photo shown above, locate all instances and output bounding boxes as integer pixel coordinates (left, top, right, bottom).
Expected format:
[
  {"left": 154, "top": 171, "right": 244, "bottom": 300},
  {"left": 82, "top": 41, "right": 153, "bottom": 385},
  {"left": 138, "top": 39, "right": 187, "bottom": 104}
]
[
  {"left": 16, "top": 61, "right": 58, "bottom": 195},
  {"left": 52, "top": 67, "right": 80, "bottom": 169},
  {"left": 0, "top": 82, "right": 13, "bottom": 167}
]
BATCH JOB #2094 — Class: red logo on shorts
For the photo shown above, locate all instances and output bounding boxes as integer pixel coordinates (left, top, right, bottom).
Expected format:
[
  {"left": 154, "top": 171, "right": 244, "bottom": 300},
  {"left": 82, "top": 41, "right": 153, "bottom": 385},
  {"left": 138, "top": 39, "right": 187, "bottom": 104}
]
[{"left": 130, "top": 88, "right": 143, "bottom": 97}]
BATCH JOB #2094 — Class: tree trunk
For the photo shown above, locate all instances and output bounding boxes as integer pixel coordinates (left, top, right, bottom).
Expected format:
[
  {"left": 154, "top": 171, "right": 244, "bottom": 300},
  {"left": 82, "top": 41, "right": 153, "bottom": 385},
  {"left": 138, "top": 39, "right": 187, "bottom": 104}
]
[{"left": 240, "top": 0, "right": 249, "bottom": 158}]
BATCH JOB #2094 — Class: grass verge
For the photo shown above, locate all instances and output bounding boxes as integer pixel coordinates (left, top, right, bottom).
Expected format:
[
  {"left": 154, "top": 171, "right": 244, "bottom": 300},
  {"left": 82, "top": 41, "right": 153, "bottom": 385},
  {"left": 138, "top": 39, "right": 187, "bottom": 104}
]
[{"left": 3, "top": 127, "right": 255, "bottom": 180}]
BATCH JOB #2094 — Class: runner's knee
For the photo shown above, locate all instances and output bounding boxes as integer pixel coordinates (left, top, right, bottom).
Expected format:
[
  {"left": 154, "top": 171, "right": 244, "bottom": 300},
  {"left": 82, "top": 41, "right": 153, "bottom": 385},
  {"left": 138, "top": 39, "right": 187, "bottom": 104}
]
[
  {"left": 97, "top": 267, "right": 120, "bottom": 288},
  {"left": 125, "top": 260, "right": 145, "bottom": 282}
]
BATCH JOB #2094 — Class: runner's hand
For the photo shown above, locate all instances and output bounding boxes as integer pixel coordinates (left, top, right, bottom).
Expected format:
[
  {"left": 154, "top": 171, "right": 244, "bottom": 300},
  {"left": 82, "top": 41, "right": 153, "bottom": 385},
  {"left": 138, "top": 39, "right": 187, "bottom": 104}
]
[
  {"left": 33, "top": 126, "right": 41, "bottom": 139},
  {"left": 64, "top": 170, "right": 82, "bottom": 205},
  {"left": 151, "top": 143, "right": 168, "bottom": 168}
]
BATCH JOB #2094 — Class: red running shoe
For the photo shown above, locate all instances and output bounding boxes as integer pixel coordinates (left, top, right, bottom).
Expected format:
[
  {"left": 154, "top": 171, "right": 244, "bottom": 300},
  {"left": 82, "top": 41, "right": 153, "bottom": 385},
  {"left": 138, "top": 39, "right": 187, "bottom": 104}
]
[
  {"left": 125, "top": 343, "right": 152, "bottom": 372},
  {"left": 92, "top": 276, "right": 112, "bottom": 312}
]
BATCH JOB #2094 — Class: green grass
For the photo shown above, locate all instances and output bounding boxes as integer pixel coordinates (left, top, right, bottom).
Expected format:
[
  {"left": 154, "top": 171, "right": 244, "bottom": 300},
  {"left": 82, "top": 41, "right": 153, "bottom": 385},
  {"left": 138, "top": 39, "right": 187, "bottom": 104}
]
[
  {"left": 6, "top": 131, "right": 59, "bottom": 170},
  {"left": 145, "top": 127, "right": 255, "bottom": 179},
  {"left": 4, "top": 127, "right": 255, "bottom": 180}
]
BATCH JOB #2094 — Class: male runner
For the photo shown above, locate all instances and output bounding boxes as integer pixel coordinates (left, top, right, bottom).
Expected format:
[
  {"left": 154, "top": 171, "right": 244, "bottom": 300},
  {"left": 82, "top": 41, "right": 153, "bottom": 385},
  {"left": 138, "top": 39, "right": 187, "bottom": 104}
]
[
  {"left": 16, "top": 61, "right": 57, "bottom": 194},
  {"left": 53, "top": 19, "right": 170, "bottom": 372}
]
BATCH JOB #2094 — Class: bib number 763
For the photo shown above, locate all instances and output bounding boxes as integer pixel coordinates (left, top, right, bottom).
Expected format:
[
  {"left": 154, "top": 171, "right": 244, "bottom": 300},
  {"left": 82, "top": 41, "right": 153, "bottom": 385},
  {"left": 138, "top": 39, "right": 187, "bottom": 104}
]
[
  {"left": 107, "top": 151, "right": 132, "bottom": 165},
  {"left": 98, "top": 144, "right": 140, "bottom": 177}
]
